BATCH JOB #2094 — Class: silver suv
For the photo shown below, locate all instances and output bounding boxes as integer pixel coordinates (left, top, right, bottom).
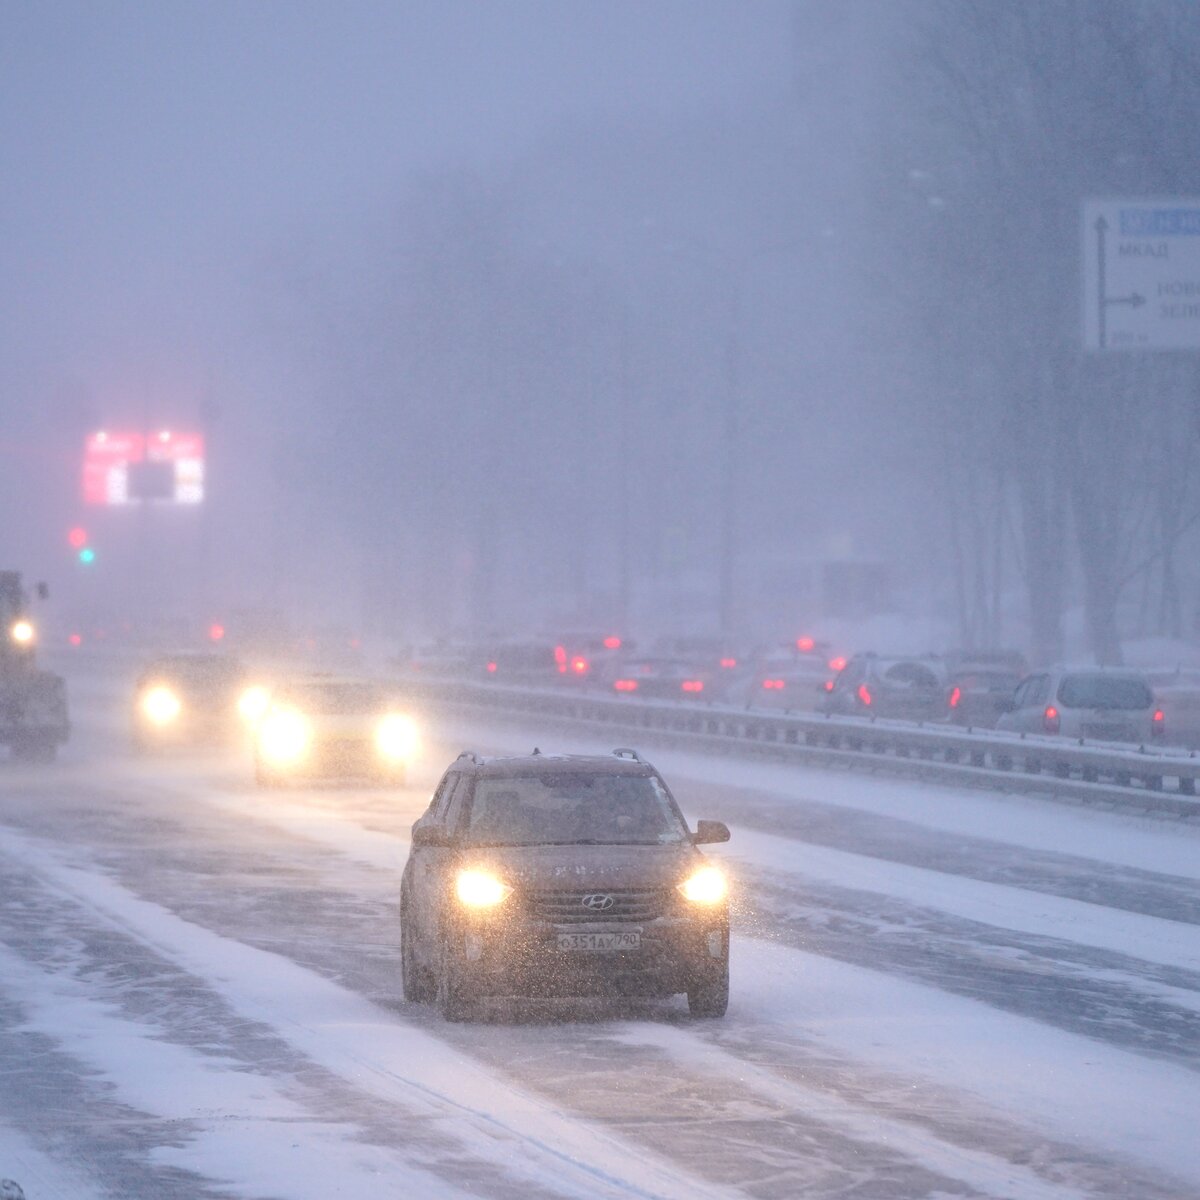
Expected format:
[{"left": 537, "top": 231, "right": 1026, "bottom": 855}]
[{"left": 996, "top": 668, "right": 1163, "bottom": 744}]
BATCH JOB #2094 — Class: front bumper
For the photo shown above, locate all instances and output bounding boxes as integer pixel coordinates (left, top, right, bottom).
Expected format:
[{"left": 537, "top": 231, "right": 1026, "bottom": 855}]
[
  {"left": 264, "top": 736, "right": 407, "bottom": 778},
  {"left": 447, "top": 913, "right": 729, "bottom": 999}
]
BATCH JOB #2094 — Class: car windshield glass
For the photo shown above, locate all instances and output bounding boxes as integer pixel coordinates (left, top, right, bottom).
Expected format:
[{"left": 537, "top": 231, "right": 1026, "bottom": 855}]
[
  {"left": 290, "top": 683, "right": 388, "bottom": 714},
  {"left": 882, "top": 662, "right": 941, "bottom": 688},
  {"left": 1058, "top": 675, "right": 1152, "bottom": 710},
  {"left": 153, "top": 658, "right": 243, "bottom": 687},
  {"left": 465, "top": 773, "right": 689, "bottom": 846}
]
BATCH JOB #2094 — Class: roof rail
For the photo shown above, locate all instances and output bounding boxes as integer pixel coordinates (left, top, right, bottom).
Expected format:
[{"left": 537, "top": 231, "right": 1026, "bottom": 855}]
[
  {"left": 611, "top": 747, "right": 642, "bottom": 761},
  {"left": 455, "top": 750, "right": 480, "bottom": 763}
]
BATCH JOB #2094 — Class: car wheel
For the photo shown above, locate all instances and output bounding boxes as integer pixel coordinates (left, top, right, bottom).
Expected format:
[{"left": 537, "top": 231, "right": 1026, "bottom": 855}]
[
  {"left": 436, "top": 938, "right": 474, "bottom": 1022},
  {"left": 687, "top": 964, "right": 729, "bottom": 1019},
  {"left": 400, "top": 900, "right": 434, "bottom": 1004}
]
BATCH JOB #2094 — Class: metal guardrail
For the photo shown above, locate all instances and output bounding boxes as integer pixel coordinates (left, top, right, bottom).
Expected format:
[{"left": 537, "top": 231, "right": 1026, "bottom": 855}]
[{"left": 397, "top": 677, "right": 1200, "bottom": 820}]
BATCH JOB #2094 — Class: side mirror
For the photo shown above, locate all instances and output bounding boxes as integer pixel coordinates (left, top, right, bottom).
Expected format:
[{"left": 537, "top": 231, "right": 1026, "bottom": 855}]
[
  {"left": 411, "top": 824, "right": 454, "bottom": 848},
  {"left": 693, "top": 819, "right": 731, "bottom": 845}
]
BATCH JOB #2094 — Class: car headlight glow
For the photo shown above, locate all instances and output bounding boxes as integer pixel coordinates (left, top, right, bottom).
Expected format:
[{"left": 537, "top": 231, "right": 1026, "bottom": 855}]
[
  {"left": 455, "top": 869, "right": 512, "bottom": 908},
  {"left": 258, "top": 709, "right": 311, "bottom": 764},
  {"left": 237, "top": 685, "right": 270, "bottom": 724},
  {"left": 10, "top": 619, "right": 34, "bottom": 646},
  {"left": 140, "top": 685, "right": 182, "bottom": 726},
  {"left": 375, "top": 712, "right": 418, "bottom": 760},
  {"left": 677, "top": 865, "right": 728, "bottom": 905}
]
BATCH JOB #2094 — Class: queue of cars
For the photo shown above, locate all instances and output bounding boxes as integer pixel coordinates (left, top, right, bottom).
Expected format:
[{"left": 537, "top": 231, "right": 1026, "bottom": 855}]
[{"left": 125, "top": 649, "right": 732, "bottom": 1022}]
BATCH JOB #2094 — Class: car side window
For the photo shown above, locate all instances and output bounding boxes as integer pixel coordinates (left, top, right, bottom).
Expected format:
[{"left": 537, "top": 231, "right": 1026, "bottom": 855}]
[
  {"left": 444, "top": 775, "right": 474, "bottom": 833},
  {"left": 1012, "top": 679, "right": 1031, "bottom": 709},
  {"left": 1026, "top": 675, "right": 1049, "bottom": 707},
  {"left": 425, "top": 773, "right": 457, "bottom": 823}
]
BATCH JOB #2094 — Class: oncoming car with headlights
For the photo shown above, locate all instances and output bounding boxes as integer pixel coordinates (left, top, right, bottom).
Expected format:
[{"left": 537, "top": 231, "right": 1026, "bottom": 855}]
[
  {"left": 254, "top": 678, "right": 418, "bottom": 786},
  {"left": 132, "top": 653, "right": 264, "bottom": 749},
  {"left": 400, "top": 748, "right": 731, "bottom": 1021}
]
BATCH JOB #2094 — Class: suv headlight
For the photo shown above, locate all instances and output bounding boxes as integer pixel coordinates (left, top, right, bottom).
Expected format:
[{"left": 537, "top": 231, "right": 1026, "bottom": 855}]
[
  {"left": 677, "top": 866, "right": 728, "bottom": 905},
  {"left": 258, "top": 709, "right": 311, "bottom": 763},
  {"left": 376, "top": 713, "right": 418, "bottom": 760},
  {"left": 10, "top": 619, "right": 34, "bottom": 646},
  {"left": 141, "top": 685, "right": 182, "bottom": 726},
  {"left": 455, "top": 869, "right": 512, "bottom": 908}
]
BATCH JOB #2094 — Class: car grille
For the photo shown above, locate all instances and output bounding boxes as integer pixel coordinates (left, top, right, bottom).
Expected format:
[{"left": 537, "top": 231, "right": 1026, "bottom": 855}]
[{"left": 527, "top": 887, "right": 671, "bottom": 924}]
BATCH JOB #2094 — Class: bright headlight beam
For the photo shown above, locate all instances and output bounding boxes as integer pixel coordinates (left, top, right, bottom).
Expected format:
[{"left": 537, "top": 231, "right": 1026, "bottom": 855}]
[
  {"left": 10, "top": 620, "right": 34, "bottom": 645},
  {"left": 678, "top": 865, "right": 728, "bottom": 905},
  {"left": 258, "top": 709, "right": 311, "bottom": 764},
  {"left": 376, "top": 713, "right": 418, "bottom": 760},
  {"left": 237, "top": 685, "right": 270, "bottom": 724},
  {"left": 455, "top": 869, "right": 512, "bottom": 908},
  {"left": 141, "top": 685, "right": 182, "bottom": 726}
]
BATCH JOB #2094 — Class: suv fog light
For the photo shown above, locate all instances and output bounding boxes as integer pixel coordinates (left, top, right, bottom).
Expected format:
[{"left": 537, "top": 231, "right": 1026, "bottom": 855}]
[
  {"left": 706, "top": 931, "right": 724, "bottom": 958},
  {"left": 464, "top": 932, "right": 484, "bottom": 962}
]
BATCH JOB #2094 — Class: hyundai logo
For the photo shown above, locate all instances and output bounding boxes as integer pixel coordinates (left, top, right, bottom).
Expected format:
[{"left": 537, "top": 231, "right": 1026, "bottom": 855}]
[{"left": 581, "top": 893, "right": 615, "bottom": 912}]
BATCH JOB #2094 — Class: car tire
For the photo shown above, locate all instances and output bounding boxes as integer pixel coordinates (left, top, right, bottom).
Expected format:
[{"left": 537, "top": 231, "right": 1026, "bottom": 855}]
[
  {"left": 400, "top": 900, "right": 434, "bottom": 1004},
  {"left": 437, "top": 938, "right": 474, "bottom": 1022},
  {"left": 687, "top": 963, "right": 729, "bottom": 1019}
]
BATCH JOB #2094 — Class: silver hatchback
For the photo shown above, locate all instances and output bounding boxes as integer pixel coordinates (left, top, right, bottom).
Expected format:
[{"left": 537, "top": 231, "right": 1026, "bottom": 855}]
[{"left": 996, "top": 668, "right": 1164, "bottom": 744}]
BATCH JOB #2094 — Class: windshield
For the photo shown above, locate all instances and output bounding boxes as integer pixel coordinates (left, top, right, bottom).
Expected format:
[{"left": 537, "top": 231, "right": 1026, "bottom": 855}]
[
  {"left": 1057, "top": 675, "right": 1153, "bottom": 711},
  {"left": 465, "top": 772, "right": 689, "bottom": 846}
]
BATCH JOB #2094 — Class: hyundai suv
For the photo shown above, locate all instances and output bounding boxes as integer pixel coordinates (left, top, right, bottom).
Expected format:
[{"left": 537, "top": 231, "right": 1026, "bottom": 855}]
[{"left": 400, "top": 749, "right": 731, "bottom": 1020}]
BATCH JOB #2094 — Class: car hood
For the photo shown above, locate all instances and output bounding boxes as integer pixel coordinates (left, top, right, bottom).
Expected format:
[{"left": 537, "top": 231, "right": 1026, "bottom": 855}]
[{"left": 462, "top": 842, "right": 702, "bottom": 891}]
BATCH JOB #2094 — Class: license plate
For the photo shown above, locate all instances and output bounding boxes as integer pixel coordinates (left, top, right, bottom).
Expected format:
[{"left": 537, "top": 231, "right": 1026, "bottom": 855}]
[{"left": 556, "top": 930, "right": 641, "bottom": 952}]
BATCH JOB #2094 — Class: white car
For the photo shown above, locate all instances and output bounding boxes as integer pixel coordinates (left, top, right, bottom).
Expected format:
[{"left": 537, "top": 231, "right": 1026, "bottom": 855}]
[
  {"left": 255, "top": 678, "right": 418, "bottom": 787},
  {"left": 996, "top": 668, "right": 1163, "bottom": 745}
]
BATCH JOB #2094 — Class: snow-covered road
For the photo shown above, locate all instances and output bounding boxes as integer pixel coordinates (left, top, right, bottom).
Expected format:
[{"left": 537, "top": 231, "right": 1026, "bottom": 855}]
[{"left": 2, "top": 672, "right": 1199, "bottom": 1198}]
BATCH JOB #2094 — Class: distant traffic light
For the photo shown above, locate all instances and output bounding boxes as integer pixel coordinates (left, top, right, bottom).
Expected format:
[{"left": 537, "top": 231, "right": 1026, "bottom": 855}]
[
  {"left": 208, "top": 622, "right": 225, "bottom": 642},
  {"left": 68, "top": 526, "right": 88, "bottom": 549},
  {"left": 78, "top": 547, "right": 96, "bottom": 565}
]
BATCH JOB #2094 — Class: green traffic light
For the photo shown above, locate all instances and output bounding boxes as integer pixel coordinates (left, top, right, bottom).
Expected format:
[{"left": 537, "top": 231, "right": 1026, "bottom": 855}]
[{"left": 78, "top": 547, "right": 95, "bottom": 564}]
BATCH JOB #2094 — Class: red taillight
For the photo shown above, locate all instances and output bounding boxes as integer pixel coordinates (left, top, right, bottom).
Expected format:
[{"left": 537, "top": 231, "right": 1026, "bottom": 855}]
[
  {"left": 614, "top": 679, "right": 638, "bottom": 692},
  {"left": 857, "top": 684, "right": 872, "bottom": 706},
  {"left": 719, "top": 657, "right": 738, "bottom": 669},
  {"left": 1044, "top": 705, "right": 1060, "bottom": 734},
  {"left": 681, "top": 680, "right": 704, "bottom": 693},
  {"left": 209, "top": 623, "right": 225, "bottom": 642},
  {"left": 762, "top": 678, "right": 785, "bottom": 690},
  {"left": 603, "top": 635, "right": 622, "bottom": 650},
  {"left": 68, "top": 632, "right": 82, "bottom": 647},
  {"left": 823, "top": 679, "right": 834, "bottom": 692},
  {"left": 829, "top": 656, "right": 847, "bottom": 672},
  {"left": 571, "top": 656, "right": 589, "bottom": 675},
  {"left": 554, "top": 645, "right": 567, "bottom": 673},
  {"left": 949, "top": 685, "right": 962, "bottom": 709},
  {"left": 796, "top": 636, "right": 815, "bottom": 652},
  {"left": 1153, "top": 709, "right": 1165, "bottom": 737},
  {"left": 486, "top": 661, "right": 497, "bottom": 673}
]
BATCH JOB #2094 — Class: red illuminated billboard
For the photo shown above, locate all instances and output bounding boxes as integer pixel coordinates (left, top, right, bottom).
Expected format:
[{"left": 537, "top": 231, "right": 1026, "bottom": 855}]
[{"left": 82, "top": 430, "right": 205, "bottom": 505}]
